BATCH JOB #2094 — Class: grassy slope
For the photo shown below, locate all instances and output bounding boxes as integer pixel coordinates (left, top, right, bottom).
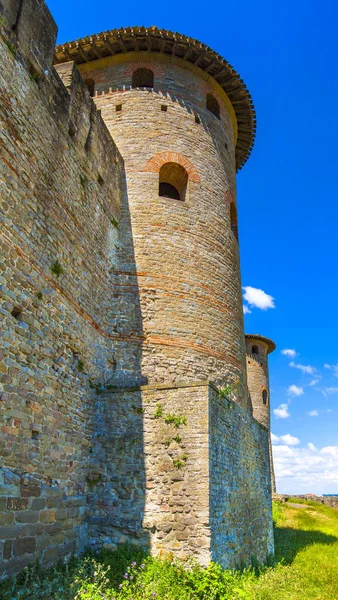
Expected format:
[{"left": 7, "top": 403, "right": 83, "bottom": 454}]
[
  {"left": 1, "top": 501, "right": 338, "bottom": 599},
  {"left": 243, "top": 501, "right": 338, "bottom": 600}
]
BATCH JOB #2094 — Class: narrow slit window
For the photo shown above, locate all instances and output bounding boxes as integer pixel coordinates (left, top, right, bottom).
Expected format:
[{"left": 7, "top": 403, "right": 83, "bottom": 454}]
[
  {"left": 159, "top": 162, "right": 188, "bottom": 201},
  {"left": 206, "top": 94, "right": 220, "bottom": 120},
  {"left": 262, "top": 390, "right": 268, "bottom": 405},
  {"left": 230, "top": 202, "right": 238, "bottom": 241},
  {"left": 132, "top": 68, "right": 154, "bottom": 89},
  {"left": 84, "top": 78, "right": 95, "bottom": 97},
  {"left": 252, "top": 345, "right": 259, "bottom": 355}
]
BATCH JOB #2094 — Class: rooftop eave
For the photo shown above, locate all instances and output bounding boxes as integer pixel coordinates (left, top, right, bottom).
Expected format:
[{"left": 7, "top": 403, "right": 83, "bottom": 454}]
[
  {"left": 245, "top": 334, "right": 276, "bottom": 354},
  {"left": 54, "top": 26, "right": 256, "bottom": 171}
]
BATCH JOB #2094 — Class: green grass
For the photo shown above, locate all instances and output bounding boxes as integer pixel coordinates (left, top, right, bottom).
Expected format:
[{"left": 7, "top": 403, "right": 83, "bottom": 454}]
[{"left": 1, "top": 501, "right": 338, "bottom": 599}]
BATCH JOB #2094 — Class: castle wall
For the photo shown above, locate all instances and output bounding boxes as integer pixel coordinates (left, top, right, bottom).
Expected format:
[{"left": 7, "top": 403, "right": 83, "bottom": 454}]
[
  {"left": 79, "top": 56, "right": 250, "bottom": 409},
  {"left": 86, "top": 382, "right": 273, "bottom": 566},
  {"left": 0, "top": 0, "right": 274, "bottom": 577},
  {"left": 88, "top": 383, "right": 210, "bottom": 563},
  {"left": 0, "top": 6, "right": 125, "bottom": 577},
  {"left": 209, "top": 386, "right": 274, "bottom": 567}
]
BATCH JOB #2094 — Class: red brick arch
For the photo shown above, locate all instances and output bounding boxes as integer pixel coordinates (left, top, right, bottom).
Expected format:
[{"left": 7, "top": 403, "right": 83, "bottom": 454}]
[{"left": 143, "top": 151, "right": 200, "bottom": 183}]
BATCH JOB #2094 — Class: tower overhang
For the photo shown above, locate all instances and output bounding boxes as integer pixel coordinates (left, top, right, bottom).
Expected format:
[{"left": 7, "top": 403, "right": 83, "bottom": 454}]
[
  {"left": 245, "top": 334, "right": 276, "bottom": 354},
  {"left": 54, "top": 26, "right": 256, "bottom": 171}
]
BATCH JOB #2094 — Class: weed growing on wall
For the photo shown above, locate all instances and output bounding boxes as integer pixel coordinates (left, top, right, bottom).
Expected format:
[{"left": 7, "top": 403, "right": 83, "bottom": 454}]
[
  {"left": 154, "top": 404, "right": 163, "bottom": 419},
  {"left": 77, "top": 360, "right": 84, "bottom": 372},
  {"left": 6, "top": 40, "right": 17, "bottom": 55},
  {"left": 219, "top": 385, "right": 232, "bottom": 400},
  {"left": 50, "top": 259, "right": 64, "bottom": 277},
  {"left": 164, "top": 413, "right": 187, "bottom": 428}
]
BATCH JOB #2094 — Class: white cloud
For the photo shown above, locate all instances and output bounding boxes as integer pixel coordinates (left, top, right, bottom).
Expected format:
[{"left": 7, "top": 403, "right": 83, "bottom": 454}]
[
  {"left": 289, "top": 361, "right": 316, "bottom": 375},
  {"left": 273, "top": 442, "right": 338, "bottom": 494},
  {"left": 242, "top": 286, "right": 275, "bottom": 310},
  {"left": 322, "top": 387, "right": 338, "bottom": 396},
  {"left": 323, "top": 364, "right": 338, "bottom": 377},
  {"left": 273, "top": 403, "right": 290, "bottom": 419},
  {"left": 309, "top": 378, "right": 320, "bottom": 387},
  {"left": 280, "top": 434, "right": 300, "bottom": 446},
  {"left": 243, "top": 305, "right": 251, "bottom": 314},
  {"left": 308, "top": 410, "right": 319, "bottom": 417},
  {"left": 327, "top": 409, "right": 333, "bottom": 413},
  {"left": 288, "top": 384, "right": 304, "bottom": 397},
  {"left": 281, "top": 348, "right": 296, "bottom": 358},
  {"left": 272, "top": 433, "right": 300, "bottom": 446}
]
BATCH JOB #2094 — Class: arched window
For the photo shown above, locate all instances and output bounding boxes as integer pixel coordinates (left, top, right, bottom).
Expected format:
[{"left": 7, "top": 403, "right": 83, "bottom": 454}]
[
  {"left": 262, "top": 390, "right": 268, "bottom": 405},
  {"left": 159, "top": 162, "right": 188, "bottom": 201},
  {"left": 132, "top": 68, "right": 154, "bottom": 89},
  {"left": 252, "top": 345, "right": 259, "bottom": 355},
  {"left": 206, "top": 94, "right": 220, "bottom": 120},
  {"left": 84, "top": 79, "right": 95, "bottom": 97},
  {"left": 230, "top": 202, "right": 238, "bottom": 241}
]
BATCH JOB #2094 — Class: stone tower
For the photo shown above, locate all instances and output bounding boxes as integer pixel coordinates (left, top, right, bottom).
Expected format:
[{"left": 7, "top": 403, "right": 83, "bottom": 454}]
[
  {"left": 245, "top": 334, "right": 276, "bottom": 492},
  {"left": 55, "top": 28, "right": 254, "bottom": 405},
  {"left": 0, "top": 5, "right": 275, "bottom": 577},
  {"left": 55, "top": 27, "right": 274, "bottom": 568}
]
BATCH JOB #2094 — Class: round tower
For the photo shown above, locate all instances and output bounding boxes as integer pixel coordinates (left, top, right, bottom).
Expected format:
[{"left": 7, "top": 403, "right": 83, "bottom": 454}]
[
  {"left": 245, "top": 334, "right": 276, "bottom": 491},
  {"left": 55, "top": 28, "right": 256, "bottom": 407}
]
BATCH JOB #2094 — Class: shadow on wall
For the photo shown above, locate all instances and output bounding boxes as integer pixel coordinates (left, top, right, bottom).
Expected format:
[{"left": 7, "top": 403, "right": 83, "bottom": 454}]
[{"left": 87, "top": 172, "right": 150, "bottom": 551}]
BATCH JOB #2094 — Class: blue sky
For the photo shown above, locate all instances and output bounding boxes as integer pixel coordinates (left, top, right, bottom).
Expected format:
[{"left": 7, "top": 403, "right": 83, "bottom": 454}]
[{"left": 47, "top": 0, "right": 338, "bottom": 494}]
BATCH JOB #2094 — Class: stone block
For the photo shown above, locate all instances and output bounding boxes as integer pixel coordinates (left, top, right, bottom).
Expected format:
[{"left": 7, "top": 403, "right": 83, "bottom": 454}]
[
  {"left": 0, "top": 511, "right": 14, "bottom": 526},
  {"left": 20, "top": 485, "right": 41, "bottom": 498},
  {"left": 39, "top": 509, "right": 55, "bottom": 524},
  {"left": 7, "top": 497, "right": 29, "bottom": 510},
  {"left": 31, "top": 498, "right": 45, "bottom": 510},
  {"left": 13, "top": 537, "right": 36, "bottom": 557},
  {"left": 0, "top": 485, "right": 19, "bottom": 497},
  {"left": 42, "top": 545, "right": 58, "bottom": 563},
  {"left": 3, "top": 539, "right": 12, "bottom": 560},
  {"left": 15, "top": 510, "right": 39, "bottom": 523}
]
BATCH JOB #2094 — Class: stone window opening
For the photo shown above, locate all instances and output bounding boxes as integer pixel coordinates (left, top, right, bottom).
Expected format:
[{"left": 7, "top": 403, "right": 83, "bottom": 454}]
[
  {"left": 116, "top": 104, "right": 122, "bottom": 112},
  {"left": 252, "top": 345, "right": 259, "bottom": 355},
  {"left": 262, "top": 389, "right": 268, "bottom": 405},
  {"left": 84, "top": 78, "right": 95, "bottom": 97},
  {"left": 132, "top": 68, "right": 154, "bottom": 89},
  {"left": 159, "top": 162, "right": 188, "bottom": 201},
  {"left": 230, "top": 202, "right": 238, "bottom": 241},
  {"left": 11, "top": 307, "right": 22, "bottom": 320},
  {"left": 161, "top": 105, "right": 168, "bottom": 112},
  {"left": 206, "top": 94, "right": 220, "bottom": 120}
]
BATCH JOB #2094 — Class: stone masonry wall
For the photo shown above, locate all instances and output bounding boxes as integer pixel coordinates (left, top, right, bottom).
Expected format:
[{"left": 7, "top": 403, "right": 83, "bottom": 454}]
[
  {"left": 87, "top": 383, "right": 210, "bottom": 564},
  {"left": 0, "top": 3, "right": 124, "bottom": 578},
  {"left": 209, "top": 385, "right": 274, "bottom": 567},
  {"left": 0, "top": 0, "right": 274, "bottom": 577},
  {"left": 78, "top": 55, "right": 250, "bottom": 409},
  {"left": 86, "top": 382, "right": 273, "bottom": 568}
]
